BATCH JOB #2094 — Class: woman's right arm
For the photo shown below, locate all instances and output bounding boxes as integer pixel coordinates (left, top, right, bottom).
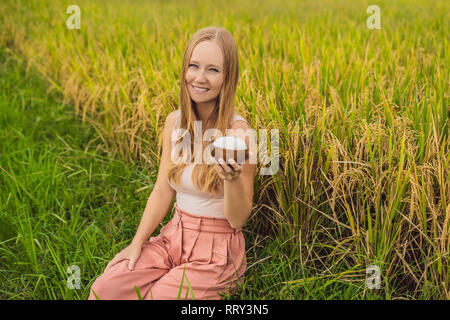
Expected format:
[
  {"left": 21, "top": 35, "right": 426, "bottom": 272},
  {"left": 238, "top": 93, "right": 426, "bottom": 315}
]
[
  {"left": 108, "top": 111, "right": 177, "bottom": 271},
  {"left": 131, "top": 110, "right": 178, "bottom": 247}
]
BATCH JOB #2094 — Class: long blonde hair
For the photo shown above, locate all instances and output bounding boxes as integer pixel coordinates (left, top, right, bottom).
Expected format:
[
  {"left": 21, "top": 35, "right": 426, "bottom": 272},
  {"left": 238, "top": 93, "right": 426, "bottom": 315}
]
[{"left": 166, "top": 26, "right": 240, "bottom": 196}]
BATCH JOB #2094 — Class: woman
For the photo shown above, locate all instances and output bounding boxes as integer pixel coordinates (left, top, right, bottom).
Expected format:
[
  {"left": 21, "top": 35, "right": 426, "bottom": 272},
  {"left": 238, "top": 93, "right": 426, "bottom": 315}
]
[{"left": 88, "top": 26, "right": 256, "bottom": 300}]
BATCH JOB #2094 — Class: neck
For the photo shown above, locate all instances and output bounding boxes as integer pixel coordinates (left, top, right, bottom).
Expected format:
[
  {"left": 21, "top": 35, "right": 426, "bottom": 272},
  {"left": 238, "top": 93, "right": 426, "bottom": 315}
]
[{"left": 194, "top": 101, "right": 216, "bottom": 125}]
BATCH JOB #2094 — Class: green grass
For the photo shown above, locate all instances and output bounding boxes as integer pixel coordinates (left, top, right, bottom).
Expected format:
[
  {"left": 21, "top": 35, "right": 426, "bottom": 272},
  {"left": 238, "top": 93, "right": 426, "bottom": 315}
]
[{"left": 0, "top": 47, "right": 159, "bottom": 299}]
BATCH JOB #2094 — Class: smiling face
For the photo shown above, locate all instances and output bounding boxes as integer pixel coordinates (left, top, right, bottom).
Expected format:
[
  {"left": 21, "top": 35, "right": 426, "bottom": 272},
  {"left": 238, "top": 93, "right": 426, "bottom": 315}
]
[{"left": 185, "top": 40, "right": 224, "bottom": 106}]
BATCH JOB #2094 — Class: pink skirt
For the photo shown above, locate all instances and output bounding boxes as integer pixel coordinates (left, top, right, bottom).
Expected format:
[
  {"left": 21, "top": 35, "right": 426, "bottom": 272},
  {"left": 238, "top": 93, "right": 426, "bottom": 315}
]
[{"left": 88, "top": 202, "right": 247, "bottom": 300}]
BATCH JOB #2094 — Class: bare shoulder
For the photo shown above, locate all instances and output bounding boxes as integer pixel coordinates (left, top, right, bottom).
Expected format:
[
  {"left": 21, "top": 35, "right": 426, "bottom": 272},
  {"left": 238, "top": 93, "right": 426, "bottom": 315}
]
[
  {"left": 153, "top": 110, "right": 180, "bottom": 195},
  {"left": 230, "top": 120, "right": 251, "bottom": 130},
  {"left": 228, "top": 112, "right": 249, "bottom": 128},
  {"left": 162, "top": 110, "right": 181, "bottom": 141},
  {"left": 165, "top": 110, "right": 180, "bottom": 127},
  {"left": 159, "top": 110, "right": 179, "bottom": 146},
  {"left": 229, "top": 117, "right": 252, "bottom": 131}
]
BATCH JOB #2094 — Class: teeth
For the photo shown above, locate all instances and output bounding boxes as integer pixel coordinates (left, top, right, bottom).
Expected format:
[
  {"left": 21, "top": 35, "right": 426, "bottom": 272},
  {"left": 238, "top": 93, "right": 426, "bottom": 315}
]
[{"left": 193, "top": 86, "right": 209, "bottom": 92}]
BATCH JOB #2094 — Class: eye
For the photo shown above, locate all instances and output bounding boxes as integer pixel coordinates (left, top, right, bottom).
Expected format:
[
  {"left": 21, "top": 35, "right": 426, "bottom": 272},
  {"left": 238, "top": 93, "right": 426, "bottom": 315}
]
[
  {"left": 188, "top": 64, "right": 197, "bottom": 68},
  {"left": 210, "top": 68, "right": 219, "bottom": 72}
]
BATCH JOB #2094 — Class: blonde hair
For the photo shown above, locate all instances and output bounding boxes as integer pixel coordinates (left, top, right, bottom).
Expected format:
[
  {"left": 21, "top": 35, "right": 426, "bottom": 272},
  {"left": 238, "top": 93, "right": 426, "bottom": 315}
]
[{"left": 166, "top": 26, "right": 240, "bottom": 195}]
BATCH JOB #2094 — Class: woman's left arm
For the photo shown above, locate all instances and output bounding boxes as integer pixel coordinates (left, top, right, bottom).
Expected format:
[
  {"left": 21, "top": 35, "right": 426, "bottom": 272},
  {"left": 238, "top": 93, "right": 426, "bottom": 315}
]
[
  {"left": 223, "top": 164, "right": 255, "bottom": 228},
  {"left": 213, "top": 121, "right": 256, "bottom": 229}
]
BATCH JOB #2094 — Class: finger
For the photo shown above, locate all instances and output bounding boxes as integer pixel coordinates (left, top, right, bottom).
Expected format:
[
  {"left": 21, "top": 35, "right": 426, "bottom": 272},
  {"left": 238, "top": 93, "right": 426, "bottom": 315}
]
[
  {"left": 107, "top": 257, "right": 124, "bottom": 269},
  {"left": 214, "top": 167, "right": 226, "bottom": 179},
  {"left": 213, "top": 158, "right": 224, "bottom": 172},
  {"left": 213, "top": 163, "right": 226, "bottom": 179},
  {"left": 128, "top": 258, "right": 135, "bottom": 271},
  {"left": 109, "top": 256, "right": 122, "bottom": 266},
  {"left": 227, "top": 159, "right": 242, "bottom": 173},
  {"left": 219, "top": 158, "right": 232, "bottom": 173}
]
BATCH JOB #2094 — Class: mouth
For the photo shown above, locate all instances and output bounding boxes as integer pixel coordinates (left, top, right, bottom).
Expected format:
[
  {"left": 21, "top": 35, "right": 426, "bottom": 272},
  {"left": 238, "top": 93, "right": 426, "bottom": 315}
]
[{"left": 191, "top": 85, "right": 210, "bottom": 92}]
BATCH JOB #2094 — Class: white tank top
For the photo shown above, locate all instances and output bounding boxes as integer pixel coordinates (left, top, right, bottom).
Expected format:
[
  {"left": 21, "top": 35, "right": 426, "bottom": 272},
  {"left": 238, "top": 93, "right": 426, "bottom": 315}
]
[{"left": 167, "top": 110, "right": 249, "bottom": 218}]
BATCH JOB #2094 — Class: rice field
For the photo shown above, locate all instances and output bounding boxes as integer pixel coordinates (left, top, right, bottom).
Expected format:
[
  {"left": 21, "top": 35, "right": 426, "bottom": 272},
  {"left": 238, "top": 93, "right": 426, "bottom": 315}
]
[{"left": 0, "top": 0, "right": 449, "bottom": 299}]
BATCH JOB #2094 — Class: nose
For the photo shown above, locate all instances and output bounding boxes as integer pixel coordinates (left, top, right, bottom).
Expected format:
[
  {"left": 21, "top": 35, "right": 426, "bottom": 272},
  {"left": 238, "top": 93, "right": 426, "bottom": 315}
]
[{"left": 194, "top": 69, "right": 208, "bottom": 83}]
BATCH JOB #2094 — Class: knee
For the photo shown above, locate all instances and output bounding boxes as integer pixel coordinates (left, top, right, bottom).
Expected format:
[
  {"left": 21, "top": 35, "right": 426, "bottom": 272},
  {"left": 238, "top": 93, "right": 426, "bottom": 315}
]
[
  {"left": 148, "top": 279, "right": 215, "bottom": 300},
  {"left": 145, "top": 282, "right": 172, "bottom": 300},
  {"left": 88, "top": 271, "right": 126, "bottom": 300},
  {"left": 147, "top": 279, "right": 186, "bottom": 300},
  {"left": 89, "top": 275, "right": 112, "bottom": 300}
]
